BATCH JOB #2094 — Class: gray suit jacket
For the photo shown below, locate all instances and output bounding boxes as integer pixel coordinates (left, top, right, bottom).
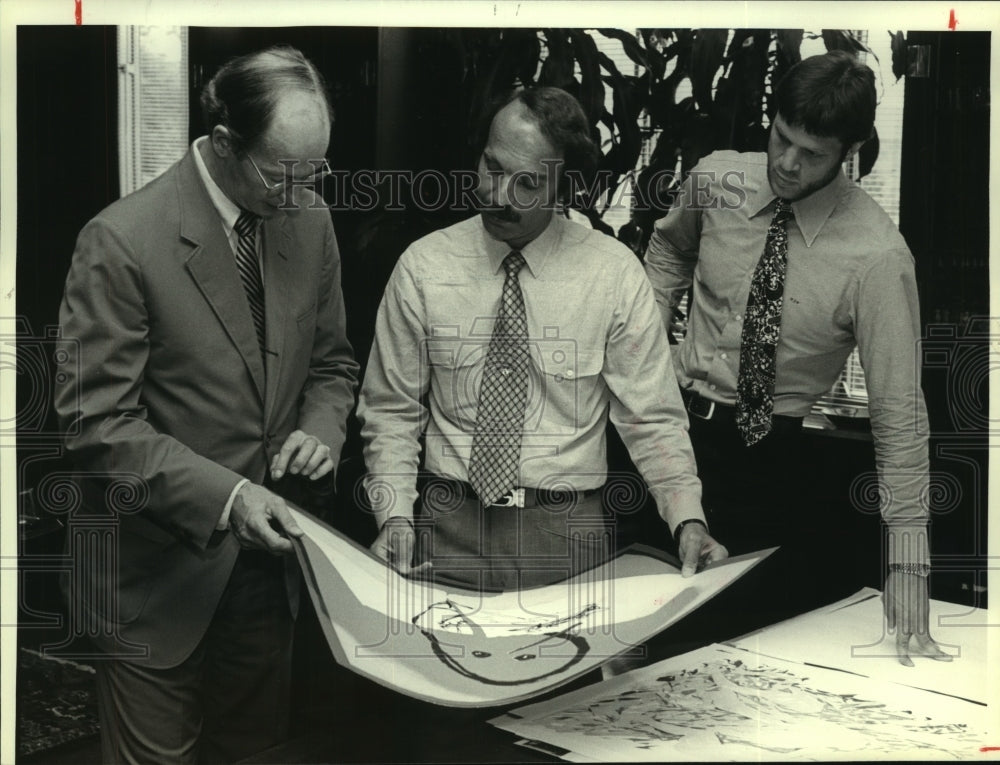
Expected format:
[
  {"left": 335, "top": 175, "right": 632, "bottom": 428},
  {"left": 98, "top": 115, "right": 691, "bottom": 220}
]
[{"left": 54, "top": 147, "right": 358, "bottom": 667}]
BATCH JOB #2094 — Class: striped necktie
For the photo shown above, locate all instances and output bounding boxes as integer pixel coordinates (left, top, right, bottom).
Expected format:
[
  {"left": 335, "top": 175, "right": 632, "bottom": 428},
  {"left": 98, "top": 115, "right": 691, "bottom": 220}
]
[
  {"left": 736, "top": 199, "right": 793, "bottom": 446},
  {"left": 468, "top": 251, "right": 530, "bottom": 505},
  {"left": 234, "top": 210, "right": 266, "bottom": 361}
]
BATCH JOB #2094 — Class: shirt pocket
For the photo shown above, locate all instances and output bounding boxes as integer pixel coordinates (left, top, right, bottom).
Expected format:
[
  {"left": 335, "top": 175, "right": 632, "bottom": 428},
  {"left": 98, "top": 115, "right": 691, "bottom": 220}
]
[
  {"left": 526, "top": 343, "right": 605, "bottom": 435},
  {"left": 426, "top": 339, "right": 487, "bottom": 427}
]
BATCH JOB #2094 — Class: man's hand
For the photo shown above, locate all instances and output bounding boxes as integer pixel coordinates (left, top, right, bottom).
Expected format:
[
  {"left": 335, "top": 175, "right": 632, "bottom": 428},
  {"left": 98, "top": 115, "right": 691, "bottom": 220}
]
[
  {"left": 677, "top": 522, "right": 729, "bottom": 577},
  {"left": 882, "top": 571, "right": 953, "bottom": 667},
  {"left": 230, "top": 483, "right": 303, "bottom": 554},
  {"left": 270, "top": 430, "right": 334, "bottom": 482},
  {"left": 370, "top": 517, "right": 431, "bottom": 577}
]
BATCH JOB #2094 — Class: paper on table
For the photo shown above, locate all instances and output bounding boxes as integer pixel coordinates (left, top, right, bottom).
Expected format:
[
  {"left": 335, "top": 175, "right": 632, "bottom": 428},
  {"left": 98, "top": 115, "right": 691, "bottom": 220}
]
[
  {"left": 515, "top": 739, "right": 600, "bottom": 762},
  {"left": 289, "top": 507, "right": 773, "bottom": 707},
  {"left": 492, "top": 643, "right": 991, "bottom": 762},
  {"left": 729, "top": 587, "right": 992, "bottom": 704}
]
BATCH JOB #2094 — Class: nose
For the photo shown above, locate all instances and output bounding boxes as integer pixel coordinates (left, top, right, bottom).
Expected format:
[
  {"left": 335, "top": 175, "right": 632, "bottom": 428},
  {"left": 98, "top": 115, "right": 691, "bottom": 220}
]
[
  {"left": 778, "top": 148, "right": 800, "bottom": 176},
  {"left": 493, "top": 176, "right": 514, "bottom": 209},
  {"left": 479, "top": 170, "right": 512, "bottom": 209}
]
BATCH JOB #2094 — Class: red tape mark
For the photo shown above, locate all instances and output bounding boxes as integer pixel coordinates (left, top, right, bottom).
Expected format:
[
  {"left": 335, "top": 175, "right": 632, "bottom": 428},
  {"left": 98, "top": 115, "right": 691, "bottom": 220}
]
[
  {"left": 948, "top": 9, "right": 958, "bottom": 30},
  {"left": 75, "top": 0, "right": 82, "bottom": 25},
  {"left": 980, "top": 746, "right": 1000, "bottom": 752}
]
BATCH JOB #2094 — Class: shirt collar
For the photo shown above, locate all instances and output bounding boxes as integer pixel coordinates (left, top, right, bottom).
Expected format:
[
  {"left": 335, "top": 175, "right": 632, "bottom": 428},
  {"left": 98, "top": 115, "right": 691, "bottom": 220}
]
[
  {"left": 482, "top": 212, "right": 563, "bottom": 278},
  {"left": 746, "top": 158, "right": 848, "bottom": 247},
  {"left": 192, "top": 136, "right": 243, "bottom": 238}
]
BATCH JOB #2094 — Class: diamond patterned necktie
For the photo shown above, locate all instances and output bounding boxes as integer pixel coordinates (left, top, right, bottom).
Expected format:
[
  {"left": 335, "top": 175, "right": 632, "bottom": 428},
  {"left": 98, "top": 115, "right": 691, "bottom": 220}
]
[
  {"left": 234, "top": 210, "right": 266, "bottom": 361},
  {"left": 468, "top": 251, "right": 530, "bottom": 505},
  {"left": 736, "top": 199, "right": 794, "bottom": 446}
]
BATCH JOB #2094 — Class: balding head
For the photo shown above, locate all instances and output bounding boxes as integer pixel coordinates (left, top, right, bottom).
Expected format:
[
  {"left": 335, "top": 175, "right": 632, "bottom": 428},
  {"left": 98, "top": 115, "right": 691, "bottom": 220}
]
[{"left": 200, "top": 45, "right": 333, "bottom": 158}]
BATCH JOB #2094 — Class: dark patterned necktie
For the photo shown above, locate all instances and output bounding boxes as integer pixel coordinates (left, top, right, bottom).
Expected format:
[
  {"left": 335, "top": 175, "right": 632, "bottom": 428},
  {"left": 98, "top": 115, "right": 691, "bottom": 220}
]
[
  {"left": 736, "top": 199, "right": 793, "bottom": 446},
  {"left": 234, "top": 210, "right": 266, "bottom": 360},
  {"left": 468, "top": 251, "right": 530, "bottom": 505}
]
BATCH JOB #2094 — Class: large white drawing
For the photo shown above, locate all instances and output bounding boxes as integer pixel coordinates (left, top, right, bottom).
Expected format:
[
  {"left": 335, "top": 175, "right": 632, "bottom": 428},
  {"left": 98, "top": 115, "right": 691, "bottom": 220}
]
[
  {"left": 289, "top": 507, "right": 771, "bottom": 707},
  {"left": 492, "top": 644, "right": 991, "bottom": 761}
]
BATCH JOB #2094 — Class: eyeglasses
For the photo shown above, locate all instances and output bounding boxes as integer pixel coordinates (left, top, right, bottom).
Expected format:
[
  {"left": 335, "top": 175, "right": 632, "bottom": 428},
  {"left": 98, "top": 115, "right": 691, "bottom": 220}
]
[{"left": 246, "top": 153, "right": 332, "bottom": 197}]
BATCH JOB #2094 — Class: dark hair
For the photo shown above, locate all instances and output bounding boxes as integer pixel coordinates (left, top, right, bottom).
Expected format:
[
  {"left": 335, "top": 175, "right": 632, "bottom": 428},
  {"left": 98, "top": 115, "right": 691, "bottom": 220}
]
[
  {"left": 774, "top": 50, "right": 876, "bottom": 148},
  {"left": 511, "top": 87, "right": 600, "bottom": 199},
  {"left": 199, "top": 45, "right": 333, "bottom": 155}
]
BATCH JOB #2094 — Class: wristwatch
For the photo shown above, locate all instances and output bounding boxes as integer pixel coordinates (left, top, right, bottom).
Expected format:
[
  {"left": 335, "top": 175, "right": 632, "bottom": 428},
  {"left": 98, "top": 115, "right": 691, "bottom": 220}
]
[
  {"left": 673, "top": 518, "right": 708, "bottom": 547},
  {"left": 888, "top": 562, "right": 931, "bottom": 577}
]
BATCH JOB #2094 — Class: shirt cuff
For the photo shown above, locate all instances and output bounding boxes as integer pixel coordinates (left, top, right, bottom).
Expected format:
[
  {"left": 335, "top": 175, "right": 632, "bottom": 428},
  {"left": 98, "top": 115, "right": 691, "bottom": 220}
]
[
  {"left": 218, "top": 478, "right": 250, "bottom": 530},
  {"left": 885, "top": 523, "right": 930, "bottom": 567},
  {"left": 365, "top": 477, "right": 416, "bottom": 529},
  {"left": 654, "top": 489, "right": 707, "bottom": 539}
]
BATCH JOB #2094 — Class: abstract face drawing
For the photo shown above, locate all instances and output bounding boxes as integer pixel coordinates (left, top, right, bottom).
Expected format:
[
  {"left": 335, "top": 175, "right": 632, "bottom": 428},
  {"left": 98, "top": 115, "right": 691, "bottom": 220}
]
[{"left": 412, "top": 599, "right": 595, "bottom": 686}]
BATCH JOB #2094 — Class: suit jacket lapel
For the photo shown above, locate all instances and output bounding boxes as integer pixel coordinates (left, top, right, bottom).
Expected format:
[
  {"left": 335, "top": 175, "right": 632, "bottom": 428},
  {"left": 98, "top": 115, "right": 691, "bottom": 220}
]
[
  {"left": 262, "top": 216, "right": 293, "bottom": 425},
  {"left": 176, "top": 152, "right": 267, "bottom": 403}
]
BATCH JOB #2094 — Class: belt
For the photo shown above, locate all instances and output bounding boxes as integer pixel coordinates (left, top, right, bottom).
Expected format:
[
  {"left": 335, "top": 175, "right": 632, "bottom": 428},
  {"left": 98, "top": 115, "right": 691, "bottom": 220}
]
[
  {"left": 682, "top": 389, "right": 735, "bottom": 422},
  {"left": 431, "top": 478, "right": 602, "bottom": 509},
  {"left": 681, "top": 389, "right": 804, "bottom": 430}
]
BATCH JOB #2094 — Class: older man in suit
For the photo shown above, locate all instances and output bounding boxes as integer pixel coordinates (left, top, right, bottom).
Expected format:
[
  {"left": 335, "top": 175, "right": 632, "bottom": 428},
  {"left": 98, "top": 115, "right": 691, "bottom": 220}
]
[{"left": 54, "top": 46, "right": 358, "bottom": 763}]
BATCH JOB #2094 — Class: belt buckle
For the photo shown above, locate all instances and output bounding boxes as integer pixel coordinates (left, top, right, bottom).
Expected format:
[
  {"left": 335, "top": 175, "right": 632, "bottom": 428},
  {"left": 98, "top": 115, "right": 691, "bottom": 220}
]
[
  {"left": 687, "top": 396, "right": 715, "bottom": 420},
  {"left": 492, "top": 488, "right": 525, "bottom": 508}
]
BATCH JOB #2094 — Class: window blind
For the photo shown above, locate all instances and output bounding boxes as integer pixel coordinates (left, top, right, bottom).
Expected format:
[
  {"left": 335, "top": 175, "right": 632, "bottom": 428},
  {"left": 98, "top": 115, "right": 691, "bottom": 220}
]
[{"left": 118, "top": 26, "right": 188, "bottom": 196}]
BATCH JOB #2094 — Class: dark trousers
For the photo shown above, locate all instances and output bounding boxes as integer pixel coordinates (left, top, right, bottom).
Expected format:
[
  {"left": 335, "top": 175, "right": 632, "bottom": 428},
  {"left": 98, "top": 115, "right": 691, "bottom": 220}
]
[
  {"left": 686, "top": 405, "right": 829, "bottom": 626},
  {"left": 688, "top": 412, "right": 806, "bottom": 555},
  {"left": 96, "top": 549, "right": 294, "bottom": 765},
  {"left": 415, "top": 478, "right": 612, "bottom": 592}
]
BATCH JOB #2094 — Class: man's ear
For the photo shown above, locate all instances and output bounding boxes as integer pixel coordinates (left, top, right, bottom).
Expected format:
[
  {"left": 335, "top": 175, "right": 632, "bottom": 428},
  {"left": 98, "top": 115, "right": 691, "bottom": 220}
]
[
  {"left": 845, "top": 139, "right": 866, "bottom": 161},
  {"left": 210, "top": 125, "right": 236, "bottom": 158}
]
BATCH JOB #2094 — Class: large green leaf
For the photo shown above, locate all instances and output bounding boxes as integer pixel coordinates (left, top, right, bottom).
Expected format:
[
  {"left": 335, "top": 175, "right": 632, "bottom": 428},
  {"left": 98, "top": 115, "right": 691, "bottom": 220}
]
[
  {"left": 602, "top": 74, "right": 644, "bottom": 176},
  {"left": 638, "top": 29, "right": 668, "bottom": 79},
  {"left": 596, "top": 28, "right": 651, "bottom": 72},
  {"left": 771, "top": 30, "right": 804, "bottom": 119},
  {"left": 466, "top": 29, "right": 543, "bottom": 150},
  {"left": 821, "top": 29, "right": 879, "bottom": 67},
  {"left": 691, "top": 29, "right": 728, "bottom": 111},
  {"left": 647, "top": 65, "right": 687, "bottom": 130},
  {"left": 775, "top": 29, "right": 803, "bottom": 65},
  {"left": 857, "top": 127, "right": 880, "bottom": 179},
  {"left": 889, "top": 30, "right": 906, "bottom": 82},
  {"left": 540, "top": 29, "right": 575, "bottom": 90},
  {"left": 570, "top": 30, "right": 605, "bottom": 127},
  {"left": 722, "top": 30, "right": 770, "bottom": 151}
]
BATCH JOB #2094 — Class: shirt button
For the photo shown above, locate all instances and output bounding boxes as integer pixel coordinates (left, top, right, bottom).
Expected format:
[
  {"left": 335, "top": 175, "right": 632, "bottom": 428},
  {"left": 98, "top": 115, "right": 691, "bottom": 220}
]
[
  {"left": 709, "top": 384, "right": 717, "bottom": 391},
  {"left": 720, "top": 352, "right": 728, "bottom": 360},
  {"left": 734, "top": 314, "right": 742, "bottom": 322},
  {"left": 565, "top": 369, "right": 575, "bottom": 378}
]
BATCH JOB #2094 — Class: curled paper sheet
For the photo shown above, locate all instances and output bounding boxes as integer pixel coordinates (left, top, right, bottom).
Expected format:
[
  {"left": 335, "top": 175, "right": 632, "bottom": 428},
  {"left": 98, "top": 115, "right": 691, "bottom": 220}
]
[{"left": 290, "top": 507, "right": 773, "bottom": 707}]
